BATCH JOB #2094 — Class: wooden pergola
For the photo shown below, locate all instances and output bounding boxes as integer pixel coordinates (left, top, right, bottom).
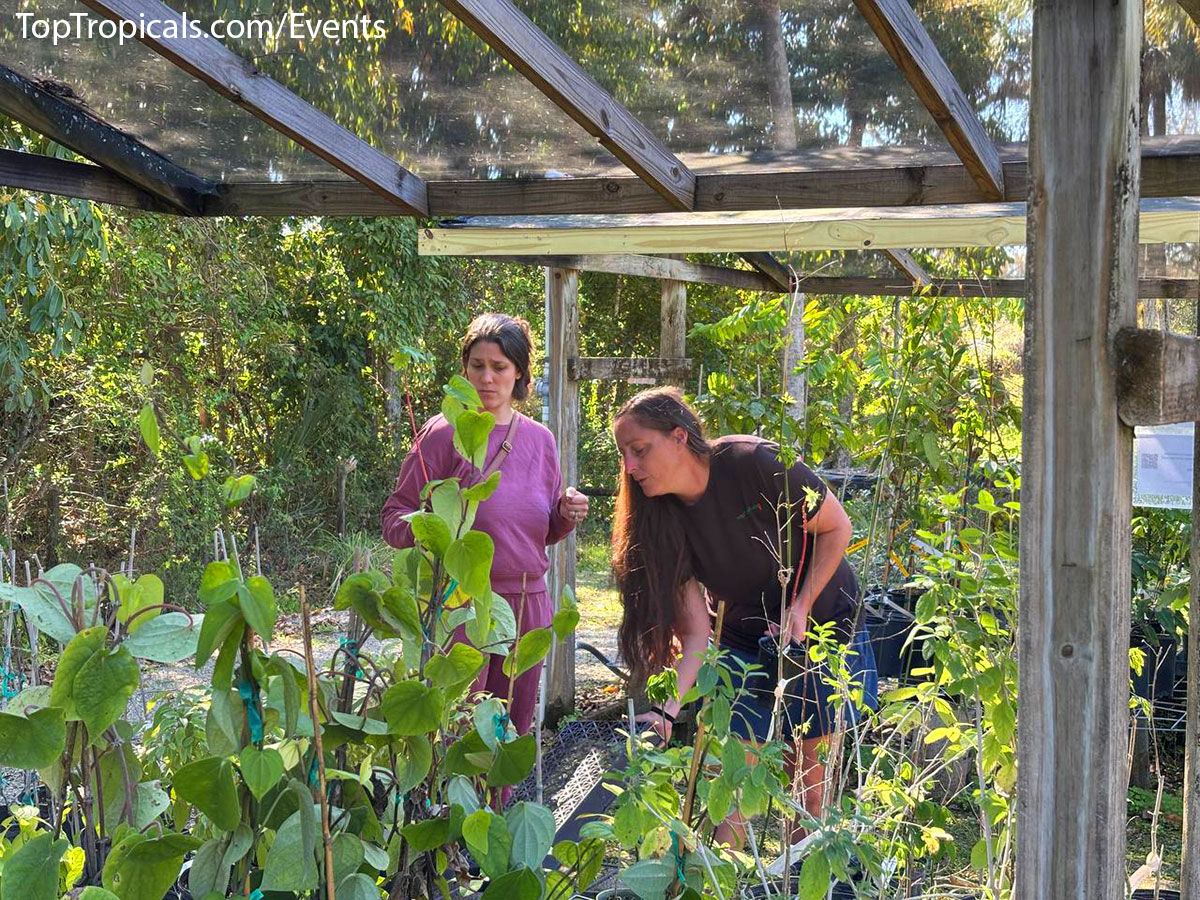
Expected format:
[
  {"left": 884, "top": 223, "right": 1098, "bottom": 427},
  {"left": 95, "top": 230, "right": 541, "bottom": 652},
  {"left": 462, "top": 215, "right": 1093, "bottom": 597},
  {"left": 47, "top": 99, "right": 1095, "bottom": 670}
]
[{"left": 3, "top": 0, "right": 1200, "bottom": 895}]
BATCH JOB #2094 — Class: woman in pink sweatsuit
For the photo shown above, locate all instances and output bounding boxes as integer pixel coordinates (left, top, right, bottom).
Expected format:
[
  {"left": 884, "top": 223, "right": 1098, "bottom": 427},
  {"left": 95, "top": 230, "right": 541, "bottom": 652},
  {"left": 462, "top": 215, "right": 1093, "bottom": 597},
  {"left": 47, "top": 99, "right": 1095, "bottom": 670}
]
[{"left": 381, "top": 313, "right": 589, "bottom": 736}]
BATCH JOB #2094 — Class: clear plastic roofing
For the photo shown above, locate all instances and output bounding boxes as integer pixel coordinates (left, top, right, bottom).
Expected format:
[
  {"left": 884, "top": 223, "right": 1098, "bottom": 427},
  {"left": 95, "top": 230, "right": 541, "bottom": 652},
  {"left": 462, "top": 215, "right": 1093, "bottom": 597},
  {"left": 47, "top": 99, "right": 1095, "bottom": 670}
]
[{"left": 2, "top": 0, "right": 1198, "bottom": 184}]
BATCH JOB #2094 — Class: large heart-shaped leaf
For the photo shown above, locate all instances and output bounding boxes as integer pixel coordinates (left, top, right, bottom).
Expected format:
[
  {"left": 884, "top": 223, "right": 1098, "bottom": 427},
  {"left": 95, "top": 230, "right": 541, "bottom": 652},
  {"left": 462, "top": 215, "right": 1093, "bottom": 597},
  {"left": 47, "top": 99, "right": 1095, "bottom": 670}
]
[
  {"left": 195, "top": 598, "right": 241, "bottom": 668},
  {"left": 73, "top": 645, "right": 139, "bottom": 740},
  {"left": 381, "top": 681, "right": 444, "bottom": 736},
  {"left": 426, "top": 644, "right": 485, "bottom": 699},
  {"left": 260, "top": 807, "right": 319, "bottom": 891},
  {"left": 236, "top": 576, "right": 276, "bottom": 642},
  {"left": 0, "top": 831, "right": 67, "bottom": 900},
  {"left": 505, "top": 802, "right": 555, "bottom": 870},
  {"left": 239, "top": 746, "right": 286, "bottom": 801},
  {"left": 102, "top": 832, "right": 202, "bottom": 900},
  {"left": 444, "top": 532, "right": 494, "bottom": 600},
  {"left": 0, "top": 707, "right": 66, "bottom": 769},
  {"left": 453, "top": 409, "right": 495, "bottom": 471},
  {"left": 117, "top": 574, "right": 164, "bottom": 634},
  {"left": 487, "top": 734, "right": 536, "bottom": 787},
  {"left": 198, "top": 561, "right": 239, "bottom": 606},
  {"left": 174, "top": 756, "right": 241, "bottom": 832},
  {"left": 122, "top": 612, "right": 200, "bottom": 663},
  {"left": 503, "top": 628, "right": 553, "bottom": 680},
  {"left": 51, "top": 625, "right": 107, "bottom": 715}
]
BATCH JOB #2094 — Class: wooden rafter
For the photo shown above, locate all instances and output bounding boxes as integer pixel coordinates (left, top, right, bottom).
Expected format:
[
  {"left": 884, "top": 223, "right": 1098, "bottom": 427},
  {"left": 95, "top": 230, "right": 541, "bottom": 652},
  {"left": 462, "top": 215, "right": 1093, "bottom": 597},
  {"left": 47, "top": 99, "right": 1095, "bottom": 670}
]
[
  {"left": 418, "top": 198, "right": 1200, "bottom": 256},
  {"left": 0, "top": 65, "right": 215, "bottom": 214},
  {"left": 1114, "top": 328, "right": 1200, "bottom": 425},
  {"left": 742, "top": 252, "right": 794, "bottom": 292},
  {"left": 436, "top": 0, "right": 696, "bottom": 210},
  {"left": 852, "top": 0, "right": 1005, "bottom": 200},
  {"left": 569, "top": 357, "right": 693, "bottom": 381},
  {"left": 880, "top": 249, "right": 931, "bottom": 285},
  {"left": 78, "top": 0, "right": 428, "bottom": 214},
  {"left": 1179, "top": 0, "right": 1200, "bottom": 27},
  {"left": 0, "top": 149, "right": 179, "bottom": 213}
]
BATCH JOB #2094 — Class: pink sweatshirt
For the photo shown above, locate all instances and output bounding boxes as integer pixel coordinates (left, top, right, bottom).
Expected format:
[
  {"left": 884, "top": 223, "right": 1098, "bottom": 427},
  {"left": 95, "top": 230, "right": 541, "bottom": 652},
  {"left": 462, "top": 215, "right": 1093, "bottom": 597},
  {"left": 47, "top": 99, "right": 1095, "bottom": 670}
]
[{"left": 380, "top": 413, "right": 575, "bottom": 595}]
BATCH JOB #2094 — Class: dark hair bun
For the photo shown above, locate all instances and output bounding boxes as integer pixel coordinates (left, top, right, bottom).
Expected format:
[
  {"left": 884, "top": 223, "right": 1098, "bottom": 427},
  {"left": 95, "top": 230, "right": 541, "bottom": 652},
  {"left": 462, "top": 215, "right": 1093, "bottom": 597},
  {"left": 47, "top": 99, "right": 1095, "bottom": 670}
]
[{"left": 460, "top": 313, "right": 535, "bottom": 401}]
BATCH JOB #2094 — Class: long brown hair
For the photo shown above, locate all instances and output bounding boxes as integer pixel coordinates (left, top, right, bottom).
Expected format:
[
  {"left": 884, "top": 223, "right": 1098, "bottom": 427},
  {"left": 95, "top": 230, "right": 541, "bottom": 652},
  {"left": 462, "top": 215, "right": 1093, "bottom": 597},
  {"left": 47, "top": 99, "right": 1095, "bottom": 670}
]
[{"left": 611, "top": 387, "right": 711, "bottom": 685}]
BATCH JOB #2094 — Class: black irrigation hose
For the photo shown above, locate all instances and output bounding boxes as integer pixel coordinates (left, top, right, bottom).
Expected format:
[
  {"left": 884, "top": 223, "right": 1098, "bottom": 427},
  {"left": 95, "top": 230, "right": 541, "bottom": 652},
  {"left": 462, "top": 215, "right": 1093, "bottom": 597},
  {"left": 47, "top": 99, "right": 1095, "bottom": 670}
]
[{"left": 576, "top": 641, "right": 629, "bottom": 683}]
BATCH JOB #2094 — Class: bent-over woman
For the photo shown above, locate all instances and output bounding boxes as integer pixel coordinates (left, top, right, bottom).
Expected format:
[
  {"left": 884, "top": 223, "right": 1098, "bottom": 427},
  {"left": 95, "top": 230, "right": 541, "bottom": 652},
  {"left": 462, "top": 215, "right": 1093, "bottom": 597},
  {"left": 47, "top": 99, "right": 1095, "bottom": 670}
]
[{"left": 611, "top": 387, "right": 876, "bottom": 842}]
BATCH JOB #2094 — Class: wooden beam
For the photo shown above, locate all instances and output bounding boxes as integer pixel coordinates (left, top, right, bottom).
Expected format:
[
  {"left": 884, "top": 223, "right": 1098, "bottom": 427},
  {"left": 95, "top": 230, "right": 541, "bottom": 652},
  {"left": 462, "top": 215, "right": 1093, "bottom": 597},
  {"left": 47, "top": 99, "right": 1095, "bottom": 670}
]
[
  {"left": 1114, "top": 328, "right": 1200, "bottom": 425},
  {"left": 660, "top": 266, "right": 687, "bottom": 387},
  {"left": 1180, "top": 0, "right": 1200, "bottom": 28},
  {"left": 436, "top": 0, "right": 695, "bottom": 210},
  {"left": 418, "top": 198, "right": 1200, "bottom": 256},
  {"left": 881, "top": 249, "right": 931, "bottom": 285},
  {"left": 545, "top": 267, "right": 579, "bottom": 724},
  {"left": 77, "top": 0, "right": 428, "bottom": 214},
  {"left": 569, "top": 357, "right": 693, "bottom": 382},
  {"left": 0, "top": 149, "right": 179, "bottom": 213},
  {"left": 0, "top": 65, "right": 215, "bottom": 214},
  {"left": 853, "top": 0, "right": 1005, "bottom": 199},
  {"left": 792, "top": 275, "right": 1197, "bottom": 298},
  {"left": 482, "top": 254, "right": 780, "bottom": 292},
  {"left": 742, "top": 252, "right": 794, "bottom": 292},
  {"left": 1018, "top": 0, "right": 1139, "bottom": 896},
  {"left": 178, "top": 136, "right": 1200, "bottom": 218}
]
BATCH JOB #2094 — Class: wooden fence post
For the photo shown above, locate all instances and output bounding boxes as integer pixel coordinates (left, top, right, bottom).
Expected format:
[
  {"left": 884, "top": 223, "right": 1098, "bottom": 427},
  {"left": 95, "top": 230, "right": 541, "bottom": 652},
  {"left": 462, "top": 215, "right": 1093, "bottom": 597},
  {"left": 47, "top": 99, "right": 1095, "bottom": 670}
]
[
  {"left": 545, "top": 266, "right": 579, "bottom": 723},
  {"left": 1018, "top": 2, "right": 1141, "bottom": 898},
  {"left": 660, "top": 260, "right": 687, "bottom": 385}
]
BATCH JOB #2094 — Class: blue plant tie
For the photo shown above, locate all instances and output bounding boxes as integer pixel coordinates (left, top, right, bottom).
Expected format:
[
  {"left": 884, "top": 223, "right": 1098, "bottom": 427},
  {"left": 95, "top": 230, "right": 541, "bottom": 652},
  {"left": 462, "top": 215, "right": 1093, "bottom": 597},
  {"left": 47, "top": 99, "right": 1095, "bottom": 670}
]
[
  {"left": 307, "top": 754, "right": 319, "bottom": 787},
  {"left": 493, "top": 712, "right": 510, "bottom": 742},
  {"left": 237, "top": 678, "right": 264, "bottom": 744},
  {"left": 442, "top": 579, "right": 459, "bottom": 601},
  {"left": 0, "top": 665, "right": 23, "bottom": 701},
  {"left": 249, "top": 891, "right": 264, "bottom": 900}
]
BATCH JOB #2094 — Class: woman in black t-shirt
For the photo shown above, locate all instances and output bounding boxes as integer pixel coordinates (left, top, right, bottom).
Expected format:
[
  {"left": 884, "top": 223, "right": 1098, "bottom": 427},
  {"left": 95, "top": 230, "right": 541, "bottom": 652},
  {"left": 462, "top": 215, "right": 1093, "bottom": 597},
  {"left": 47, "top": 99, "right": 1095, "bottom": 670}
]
[{"left": 611, "top": 387, "right": 877, "bottom": 843}]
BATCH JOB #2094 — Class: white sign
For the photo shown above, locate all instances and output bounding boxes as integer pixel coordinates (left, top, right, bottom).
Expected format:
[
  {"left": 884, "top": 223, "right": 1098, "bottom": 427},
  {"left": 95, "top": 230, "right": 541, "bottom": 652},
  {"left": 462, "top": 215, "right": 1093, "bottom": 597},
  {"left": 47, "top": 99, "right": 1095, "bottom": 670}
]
[{"left": 1134, "top": 424, "right": 1194, "bottom": 509}]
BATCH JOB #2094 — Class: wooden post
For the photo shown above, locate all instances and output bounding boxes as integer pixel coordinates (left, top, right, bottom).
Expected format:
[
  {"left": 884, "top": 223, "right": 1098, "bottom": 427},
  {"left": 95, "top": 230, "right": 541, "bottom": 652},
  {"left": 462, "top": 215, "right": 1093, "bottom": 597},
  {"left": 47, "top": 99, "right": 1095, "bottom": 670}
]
[
  {"left": 1018, "top": 2, "right": 1140, "bottom": 898},
  {"left": 660, "top": 259, "right": 687, "bottom": 385},
  {"left": 1184, "top": 301, "right": 1200, "bottom": 897},
  {"left": 545, "top": 266, "right": 579, "bottom": 723}
]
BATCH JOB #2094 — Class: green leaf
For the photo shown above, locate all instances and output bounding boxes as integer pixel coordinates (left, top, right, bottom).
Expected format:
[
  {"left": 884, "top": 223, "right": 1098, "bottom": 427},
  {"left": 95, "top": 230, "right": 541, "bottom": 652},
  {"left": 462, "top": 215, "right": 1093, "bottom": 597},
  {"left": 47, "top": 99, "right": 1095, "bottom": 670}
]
[
  {"left": 0, "top": 831, "right": 67, "bottom": 900},
  {"left": 462, "top": 471, "right": 501, "bottom": 502},
  {"left": 220, "top": 474, "right": 257, "bottom": 508},
  {"left": 51, "top": 625, "right": 107, "bottom": 715},
  {"left": 122, "top": 612, "right": 200, "bottom": 663},
  {"left": 503, "top": 628, "right": 553, "bottom": 680},
  {"left": 453, "top": 409, "right": 495, "bottom": 471},
  {"left": 470, "top": 811, "right": 512, "bottom": 880},
  {"left": 462, "top": 809, "right": 492, "bottom": 855},
  {"left": 482, "top": 867, "right": 541, "bottom": 900},
  {"left": 552, "top": 607, "right": 579, "bottom": 642},
  {"left": 444, "top": 374, "right": 482, "bottom": 408},
  {"left": 473, "top": 697, "right": 508, "bottom": 751},
  {"left": 206, "top": 687, "right": 244, "bottom": 758},
  {"left": 183, "top": 436, "right": 209, "bottom": 480},
  {"left": 117, "top": 574, "right": 164, "bottom": 635},
  {"left": 915, "top": 591, "right": 938, "bottom": 624},
  {"left": 102, "top": 832, "right": 202, "bottom": 900},
  {"left": 261, "top": 807, "right": 319, "bottom": 892},
  {"left": 0, "top": 584, "right": 72, "bottom": 643},
  {"left": 331, "top": 833, "right": 365, "bottom": 886},
  {"left": 381, "top": 585, "right": 421, "bottom": 638},
  {"left": 619, "top": 858, "right": 676, "bottom": 900},
  {"left": 444, "top": 730, "right": 492, "bottom": 777},
  {"left": 236, "top": 576, "right": 276, "bottom": 642},
  {"left": 174, "top": 756, "right": 241, "bottom": 832},
  {"left": 393, "top": 735, "right": 433, "bottom": 793},
  {"left": 198, "top": 562, "right": 240, "bottom": 606},
  {"left": 138, "top": 404, "right": 159, "bottom": 457},
  {"left": 239, "top": 746, "right": 285, "bottom": 801},
  {"left": 381, "top": 681, "right": 444, "bottom": 736},
  {"left": 444, "top": 531, "right": 494, "bottom": 600},
  {"left": 73, "top": 644, "right": 139, "bottom": 740},
  {"left": 402, "top": 816, "right": 450, "bottom": 852},
  {"left": 79, "top": 889, "right": 121, "bottom": 900},
  {"left": 707, "top": 777, "right": 733, "bottom": 825},
  {"left": 798, "top": 851, "right": 831, "bottom": 900},
  {"left": 426, "top": 643, "right": 485, "bottom": 698},
  {"left": 409, "top": 512, "right": 452, "bottom": 556},
  {"left": 447, "top": 775, "right": 480, "bottom": 815},
  {"left": 430, "top": 480, "right": 468, "bottom": 538},
  {"left": 613, "top": 800, "right": 640, "bottom": 848},
  {"left": 921, "top": 433, "right": 942, "bottom": 470},
  {"left": 489, "top": 592, "right": 518, "bottom": 648},
  {"left": 336, "top": 873, "right": 381, "bottom": 900},
  {"left": 487, "top": 733, "right": 536, "bottom": 787},
  {"left": 505, "top": 802, "right": 555, "bottom": 870},
  {"left": 195, "top": 598, "right": 241, "bottom": 668},
  {"left": 188, "top": 836, "right": 233, "bottom": 898}
]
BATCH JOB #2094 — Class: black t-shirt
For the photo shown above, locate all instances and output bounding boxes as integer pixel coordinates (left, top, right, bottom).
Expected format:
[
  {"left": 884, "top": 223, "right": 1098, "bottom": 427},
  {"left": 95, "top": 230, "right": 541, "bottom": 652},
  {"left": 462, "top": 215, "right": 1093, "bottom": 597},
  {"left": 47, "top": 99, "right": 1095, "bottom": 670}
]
[{"left": 679, "top": 436, "right": 859, "bottom": 654}]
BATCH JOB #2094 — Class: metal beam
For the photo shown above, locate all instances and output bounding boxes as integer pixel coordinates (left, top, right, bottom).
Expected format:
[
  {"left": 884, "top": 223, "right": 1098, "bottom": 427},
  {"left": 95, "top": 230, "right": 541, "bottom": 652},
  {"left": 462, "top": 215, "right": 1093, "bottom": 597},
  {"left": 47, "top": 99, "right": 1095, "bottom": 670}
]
[
  {"left": 0, "top": 148, "right": 178, "bottom": 213},
  {"left": 78, "top": 0, "right": 428, "bottom": 214},
  {"left": 852, "top": 0, "right": 1005, "bottom": 199},
  {"left": 436, "top": 0, "right": 695, "bottom": 210},
  {"left": 0, "top": 65, "right": 215, "bottom": 214}
]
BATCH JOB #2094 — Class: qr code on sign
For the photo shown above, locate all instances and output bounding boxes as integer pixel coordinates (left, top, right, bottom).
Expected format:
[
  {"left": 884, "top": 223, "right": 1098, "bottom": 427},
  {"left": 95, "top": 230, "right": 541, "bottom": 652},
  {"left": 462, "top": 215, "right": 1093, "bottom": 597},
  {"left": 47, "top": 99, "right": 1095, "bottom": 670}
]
[{"left": 1143, "top": 453, "right": 1159, "bottom": 470}]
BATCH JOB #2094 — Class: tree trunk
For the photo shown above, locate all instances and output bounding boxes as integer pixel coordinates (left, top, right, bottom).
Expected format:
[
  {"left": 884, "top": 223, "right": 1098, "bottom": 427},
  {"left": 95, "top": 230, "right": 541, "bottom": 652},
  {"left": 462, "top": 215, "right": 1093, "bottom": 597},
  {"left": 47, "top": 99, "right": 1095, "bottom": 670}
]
[{"left": 757, "top": 0, "right": 797, "bottom": 150}]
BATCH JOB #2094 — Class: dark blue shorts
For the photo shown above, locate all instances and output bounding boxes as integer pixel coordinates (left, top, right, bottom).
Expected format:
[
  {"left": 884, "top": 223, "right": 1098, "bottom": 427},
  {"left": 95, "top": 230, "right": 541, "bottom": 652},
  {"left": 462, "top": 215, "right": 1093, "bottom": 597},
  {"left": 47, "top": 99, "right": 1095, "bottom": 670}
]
[{"left": 723, "top": 627, "right": 879, "bottom": 742}]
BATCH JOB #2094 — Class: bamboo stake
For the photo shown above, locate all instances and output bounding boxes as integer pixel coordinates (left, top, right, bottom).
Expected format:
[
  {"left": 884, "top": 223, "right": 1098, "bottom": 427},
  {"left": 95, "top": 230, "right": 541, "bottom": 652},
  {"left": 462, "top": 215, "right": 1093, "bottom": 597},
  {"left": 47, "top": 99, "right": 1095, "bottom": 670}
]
[
  {"left": 682, "top": 599, "right": 728, "bottom": 826},
  {"left": 302, "top": 587, "right": 337, "bottom": 900}
]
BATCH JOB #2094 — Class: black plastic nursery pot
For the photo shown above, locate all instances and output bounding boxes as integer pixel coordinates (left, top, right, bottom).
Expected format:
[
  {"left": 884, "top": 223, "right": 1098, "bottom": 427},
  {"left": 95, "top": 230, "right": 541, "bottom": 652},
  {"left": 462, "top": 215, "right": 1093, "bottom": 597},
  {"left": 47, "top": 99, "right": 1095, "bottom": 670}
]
[
  {"left": 742, "top": 878, "right": 857, "bottom": 899},
  {"left": 864, "top": 608, "right": 909, "bottom": 679}
]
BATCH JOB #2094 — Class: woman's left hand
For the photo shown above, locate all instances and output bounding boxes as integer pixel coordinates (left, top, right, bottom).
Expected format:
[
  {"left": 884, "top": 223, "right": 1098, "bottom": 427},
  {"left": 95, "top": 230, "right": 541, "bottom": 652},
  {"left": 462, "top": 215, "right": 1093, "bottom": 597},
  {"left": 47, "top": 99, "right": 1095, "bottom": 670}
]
[
  {"left": 559, "top": 486, "right": 589, "bottom": 525},
  {"left": 783, "top": 605, "right": 809, "bottom": 646}
]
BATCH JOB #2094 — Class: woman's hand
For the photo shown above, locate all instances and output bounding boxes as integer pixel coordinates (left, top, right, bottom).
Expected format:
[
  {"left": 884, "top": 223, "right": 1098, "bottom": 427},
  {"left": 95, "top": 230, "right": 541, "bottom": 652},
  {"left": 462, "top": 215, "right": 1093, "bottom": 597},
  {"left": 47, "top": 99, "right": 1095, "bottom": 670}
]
[
  {"left": 634, "top": 708, "right": 673, "bottom": 743},
  {"left": 559, "top": 486, "right": 589, "bottom": 525},
  {"left": 783, "top": 605, "right": 809, "bottom": 646}
]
